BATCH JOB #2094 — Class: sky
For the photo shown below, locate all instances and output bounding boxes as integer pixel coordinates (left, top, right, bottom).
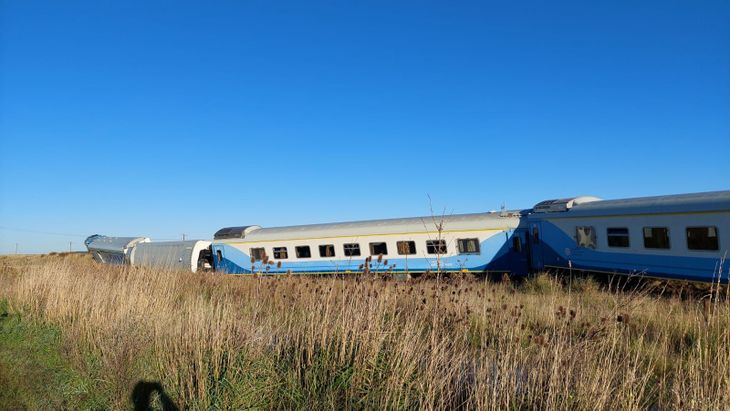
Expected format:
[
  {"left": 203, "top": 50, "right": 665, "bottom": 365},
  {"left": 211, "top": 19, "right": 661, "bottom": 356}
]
[{"left": 1, "top": 1, "right": 729, "bottom": 254}]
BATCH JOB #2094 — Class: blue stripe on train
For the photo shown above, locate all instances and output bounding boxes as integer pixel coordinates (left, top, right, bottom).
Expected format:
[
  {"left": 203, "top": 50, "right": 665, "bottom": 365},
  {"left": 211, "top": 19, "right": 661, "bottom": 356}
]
[
  {"left": 535, "top": 221, "right": 727, "bottom": 283},
  {"left": 213, "top": 230, "right": 529, "bottom": 275}
]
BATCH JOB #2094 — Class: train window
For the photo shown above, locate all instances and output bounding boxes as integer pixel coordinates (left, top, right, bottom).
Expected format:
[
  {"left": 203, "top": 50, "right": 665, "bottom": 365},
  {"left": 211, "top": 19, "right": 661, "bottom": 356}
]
[
  {"left": 607, "top": 227, "right": 630, "bottom": 248},
  {"left": 397, "top": 241, "right": 416, "bottom": 255},
  {"left": 575, "top": 226, "right": 596, "bottom": 249},
  {"left": 686, "top": 227, "right": 719, "bottom": 251},
  {"left": 343, "top": 243, "right": 361, "bottom": 257},
  {"left": 369, "top": 242, "right": 388, "bottom": 256},
  {"left": 512, "top": 236, "right": 522, "bottom": 252},
  {"left": 319, "top": 244, "right": 336, "bottom": 257},
  {"left": 532, "top": 226, "right": 540, "bottom": 243},
  {"left": 250, "top": 248, "right": 266, "bottom": 261},
  {"left": 457, "top": 238, "right": 480, "bottom": 254},
  {"left": 216, "top": 250, "right": 223, "bottom": 262},
  {"left": 295, "top": 246, "right": 312, "bottom": 258},
  {"left": 426, "top": 240, "right": 447, "bottom": 254},
  {"left": 273, "top": 247, "right": 288, "bottom": 259},
  {"left": 643, "top": 227, "right": 670, "bottom": 249}
]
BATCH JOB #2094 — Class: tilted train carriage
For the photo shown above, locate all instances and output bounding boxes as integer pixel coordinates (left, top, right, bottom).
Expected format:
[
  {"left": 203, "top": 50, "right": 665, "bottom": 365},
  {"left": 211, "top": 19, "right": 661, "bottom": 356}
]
[
  {"left": 85, "top": 190, "right": 730, "bottom": 282},
  {"left": 85, "top": 236, "right": 212, "bottom": 273},
  {"left": 526, "top": 191, "right": 729, "bottom": 282},
  {"left": 84, "top": 235, "right": 150, "bottom": 264}
]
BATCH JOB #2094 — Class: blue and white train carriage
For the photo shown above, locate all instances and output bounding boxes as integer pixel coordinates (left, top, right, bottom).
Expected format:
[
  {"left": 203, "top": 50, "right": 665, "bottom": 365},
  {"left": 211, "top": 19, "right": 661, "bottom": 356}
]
[
  {"left": 85, "top": 190, "right": 730, "bottom": 283},
  {"left": 527, "top": 191, "right": 730, "bottom": 282},
  {"left": 210, "top": 210, "right": 531, "bottom": 276}
]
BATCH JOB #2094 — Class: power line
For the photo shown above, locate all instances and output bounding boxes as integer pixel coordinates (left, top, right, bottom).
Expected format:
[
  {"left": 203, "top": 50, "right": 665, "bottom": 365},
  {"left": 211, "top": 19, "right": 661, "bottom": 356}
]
[
  {"left": 0, "top": 226, "right": 203, "bottom": 242},
  {"left": 0, "top": 226, "right": 87, "bottom": 237}
]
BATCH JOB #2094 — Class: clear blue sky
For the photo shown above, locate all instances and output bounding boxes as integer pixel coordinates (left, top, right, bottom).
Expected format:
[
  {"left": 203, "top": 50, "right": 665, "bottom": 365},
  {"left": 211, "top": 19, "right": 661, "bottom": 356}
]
[{"left": 1, "top": 1, "right": 728, "bottom": 254}]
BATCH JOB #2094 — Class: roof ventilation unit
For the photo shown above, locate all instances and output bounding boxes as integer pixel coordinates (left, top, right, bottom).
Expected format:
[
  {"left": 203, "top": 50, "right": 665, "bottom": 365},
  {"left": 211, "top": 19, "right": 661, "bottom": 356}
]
[
  {"left": 213, "top": 225, "right": 261, "bottom": 240},
  {"left": 532, "top": 196, "right": 602, "bottom": 213}
]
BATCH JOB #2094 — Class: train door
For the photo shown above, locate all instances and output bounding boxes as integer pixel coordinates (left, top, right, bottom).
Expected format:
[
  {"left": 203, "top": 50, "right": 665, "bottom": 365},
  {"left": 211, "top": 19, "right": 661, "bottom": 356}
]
[
  {"left": 511, "top": 229, "right": 530, "bottom": 275},
  {"left": 528, "top": 222, "right": 544, "bottom": 272},
  {"left": 212, "top": 244, "right": 225, "bottom": 272}
]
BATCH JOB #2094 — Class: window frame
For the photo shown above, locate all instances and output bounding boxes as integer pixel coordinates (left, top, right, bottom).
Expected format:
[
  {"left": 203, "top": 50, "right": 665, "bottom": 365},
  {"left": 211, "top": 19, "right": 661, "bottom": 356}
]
[
  {"left": 686, "top": 226, "right": 719, "bottom": 251},
  {"left": 575, "top": 226, "right": 597, "bottom": 249},
  {"left": 606, "top": 227, "right": 630, "bottom": 248},
  {"left": 643, "top": 227, "right": 671, "bottom": 250},
  {"left": 295, "top": 245, "right": 312, "bottom": 259},
  {"left": 249, "top": 247, "right": 266, "bottom": 261},
  {"left": 369, "top": 242, "right": 388, "bottom": 256},
  {"left": 343, "top": 243, "right": 361, "bottom": 257},
  {"left": 426, "top": 239, "right": 447, "bottom": 255},
  {"left": 319, "top": 244, "right": 336, "bottom": 257},
  {"left": 457, "top": 238, "right": 481, "bottom": 255},
  {"left": 273, "top": 246, "right": 289, "bottom": 259},
  {"left": 396, "top": 240, "right": 416, "bottom": 255}
]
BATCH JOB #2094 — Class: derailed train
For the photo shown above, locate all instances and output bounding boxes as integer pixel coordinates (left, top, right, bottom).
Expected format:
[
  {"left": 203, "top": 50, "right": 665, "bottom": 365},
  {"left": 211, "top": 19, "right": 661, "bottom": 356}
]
[{"left": 85, "top": 190, "right": 730, "bottom": 282}]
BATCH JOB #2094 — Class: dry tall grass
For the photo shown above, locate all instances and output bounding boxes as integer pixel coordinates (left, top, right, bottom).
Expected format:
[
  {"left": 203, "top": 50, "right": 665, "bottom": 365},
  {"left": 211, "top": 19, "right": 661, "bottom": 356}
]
[{"left": 1, "top": 255, "right": 729, "bottom": 409}]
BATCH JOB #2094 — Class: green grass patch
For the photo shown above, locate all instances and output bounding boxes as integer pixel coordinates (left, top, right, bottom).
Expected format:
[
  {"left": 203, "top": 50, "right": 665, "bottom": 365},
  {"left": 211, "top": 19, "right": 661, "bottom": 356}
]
[{"left": 0, "top": 300, "right": 107, "bottom": 410}]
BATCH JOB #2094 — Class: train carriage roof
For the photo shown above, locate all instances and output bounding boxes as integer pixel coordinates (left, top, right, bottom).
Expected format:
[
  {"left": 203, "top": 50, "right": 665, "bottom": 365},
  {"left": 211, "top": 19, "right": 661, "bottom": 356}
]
[
  {"left": 215, "top": 211, "right": 523, "bottom": 242},
  {"left": 533, "top": 190, "right": 730, "bottom": 218}
]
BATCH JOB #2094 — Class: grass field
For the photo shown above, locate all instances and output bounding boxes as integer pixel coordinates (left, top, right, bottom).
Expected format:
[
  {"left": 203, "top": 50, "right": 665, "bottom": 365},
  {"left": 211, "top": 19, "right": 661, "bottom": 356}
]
[{"left": 1, "top": 254, "right": 729, "bottom": 410}]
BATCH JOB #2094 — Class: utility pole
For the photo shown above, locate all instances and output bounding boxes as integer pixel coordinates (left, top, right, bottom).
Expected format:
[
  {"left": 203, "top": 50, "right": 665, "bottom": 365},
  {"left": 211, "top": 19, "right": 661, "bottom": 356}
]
[
  {"left": 15, "top": 243, "right": 18, "bottom": 255},
  {"left": 69, "top": 241, "right": 72, "bottom": 252},
  {"left": 182, "top": 233, "right": 186, "bottom": 241}
]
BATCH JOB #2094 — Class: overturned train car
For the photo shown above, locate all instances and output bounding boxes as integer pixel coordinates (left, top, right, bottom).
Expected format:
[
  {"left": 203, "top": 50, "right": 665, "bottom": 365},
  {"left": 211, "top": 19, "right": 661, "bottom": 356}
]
[
  {"left": 84, "top": 235, "right": 150, "bottom": 265},
  {"left": 130, "top": 240, "right": 213, "bottom": 273},
  {"left": 84, "top": 235, "right": 212, "bottom": 273}
]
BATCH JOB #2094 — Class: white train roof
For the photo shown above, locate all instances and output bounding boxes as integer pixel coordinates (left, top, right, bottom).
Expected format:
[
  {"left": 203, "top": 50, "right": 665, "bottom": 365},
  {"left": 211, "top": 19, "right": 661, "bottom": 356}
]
[
  {"left": 534, "top": 190, "right": 730, "bottom": 218},
  {"left": 216, "top": 211, "right": 523, "bottom": 242}
]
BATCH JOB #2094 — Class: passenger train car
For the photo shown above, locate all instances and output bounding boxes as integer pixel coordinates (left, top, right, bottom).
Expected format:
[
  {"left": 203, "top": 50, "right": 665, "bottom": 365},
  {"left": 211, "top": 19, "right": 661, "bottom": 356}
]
[
  {"left": 85, "top": 190, "right": 730, "bottom": 282},
  {"left": 210, "top": 211, "right": 529, "bottom": 276},
  {"left": 527, "top": 191, "right": 729, "bottom": 282}
]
